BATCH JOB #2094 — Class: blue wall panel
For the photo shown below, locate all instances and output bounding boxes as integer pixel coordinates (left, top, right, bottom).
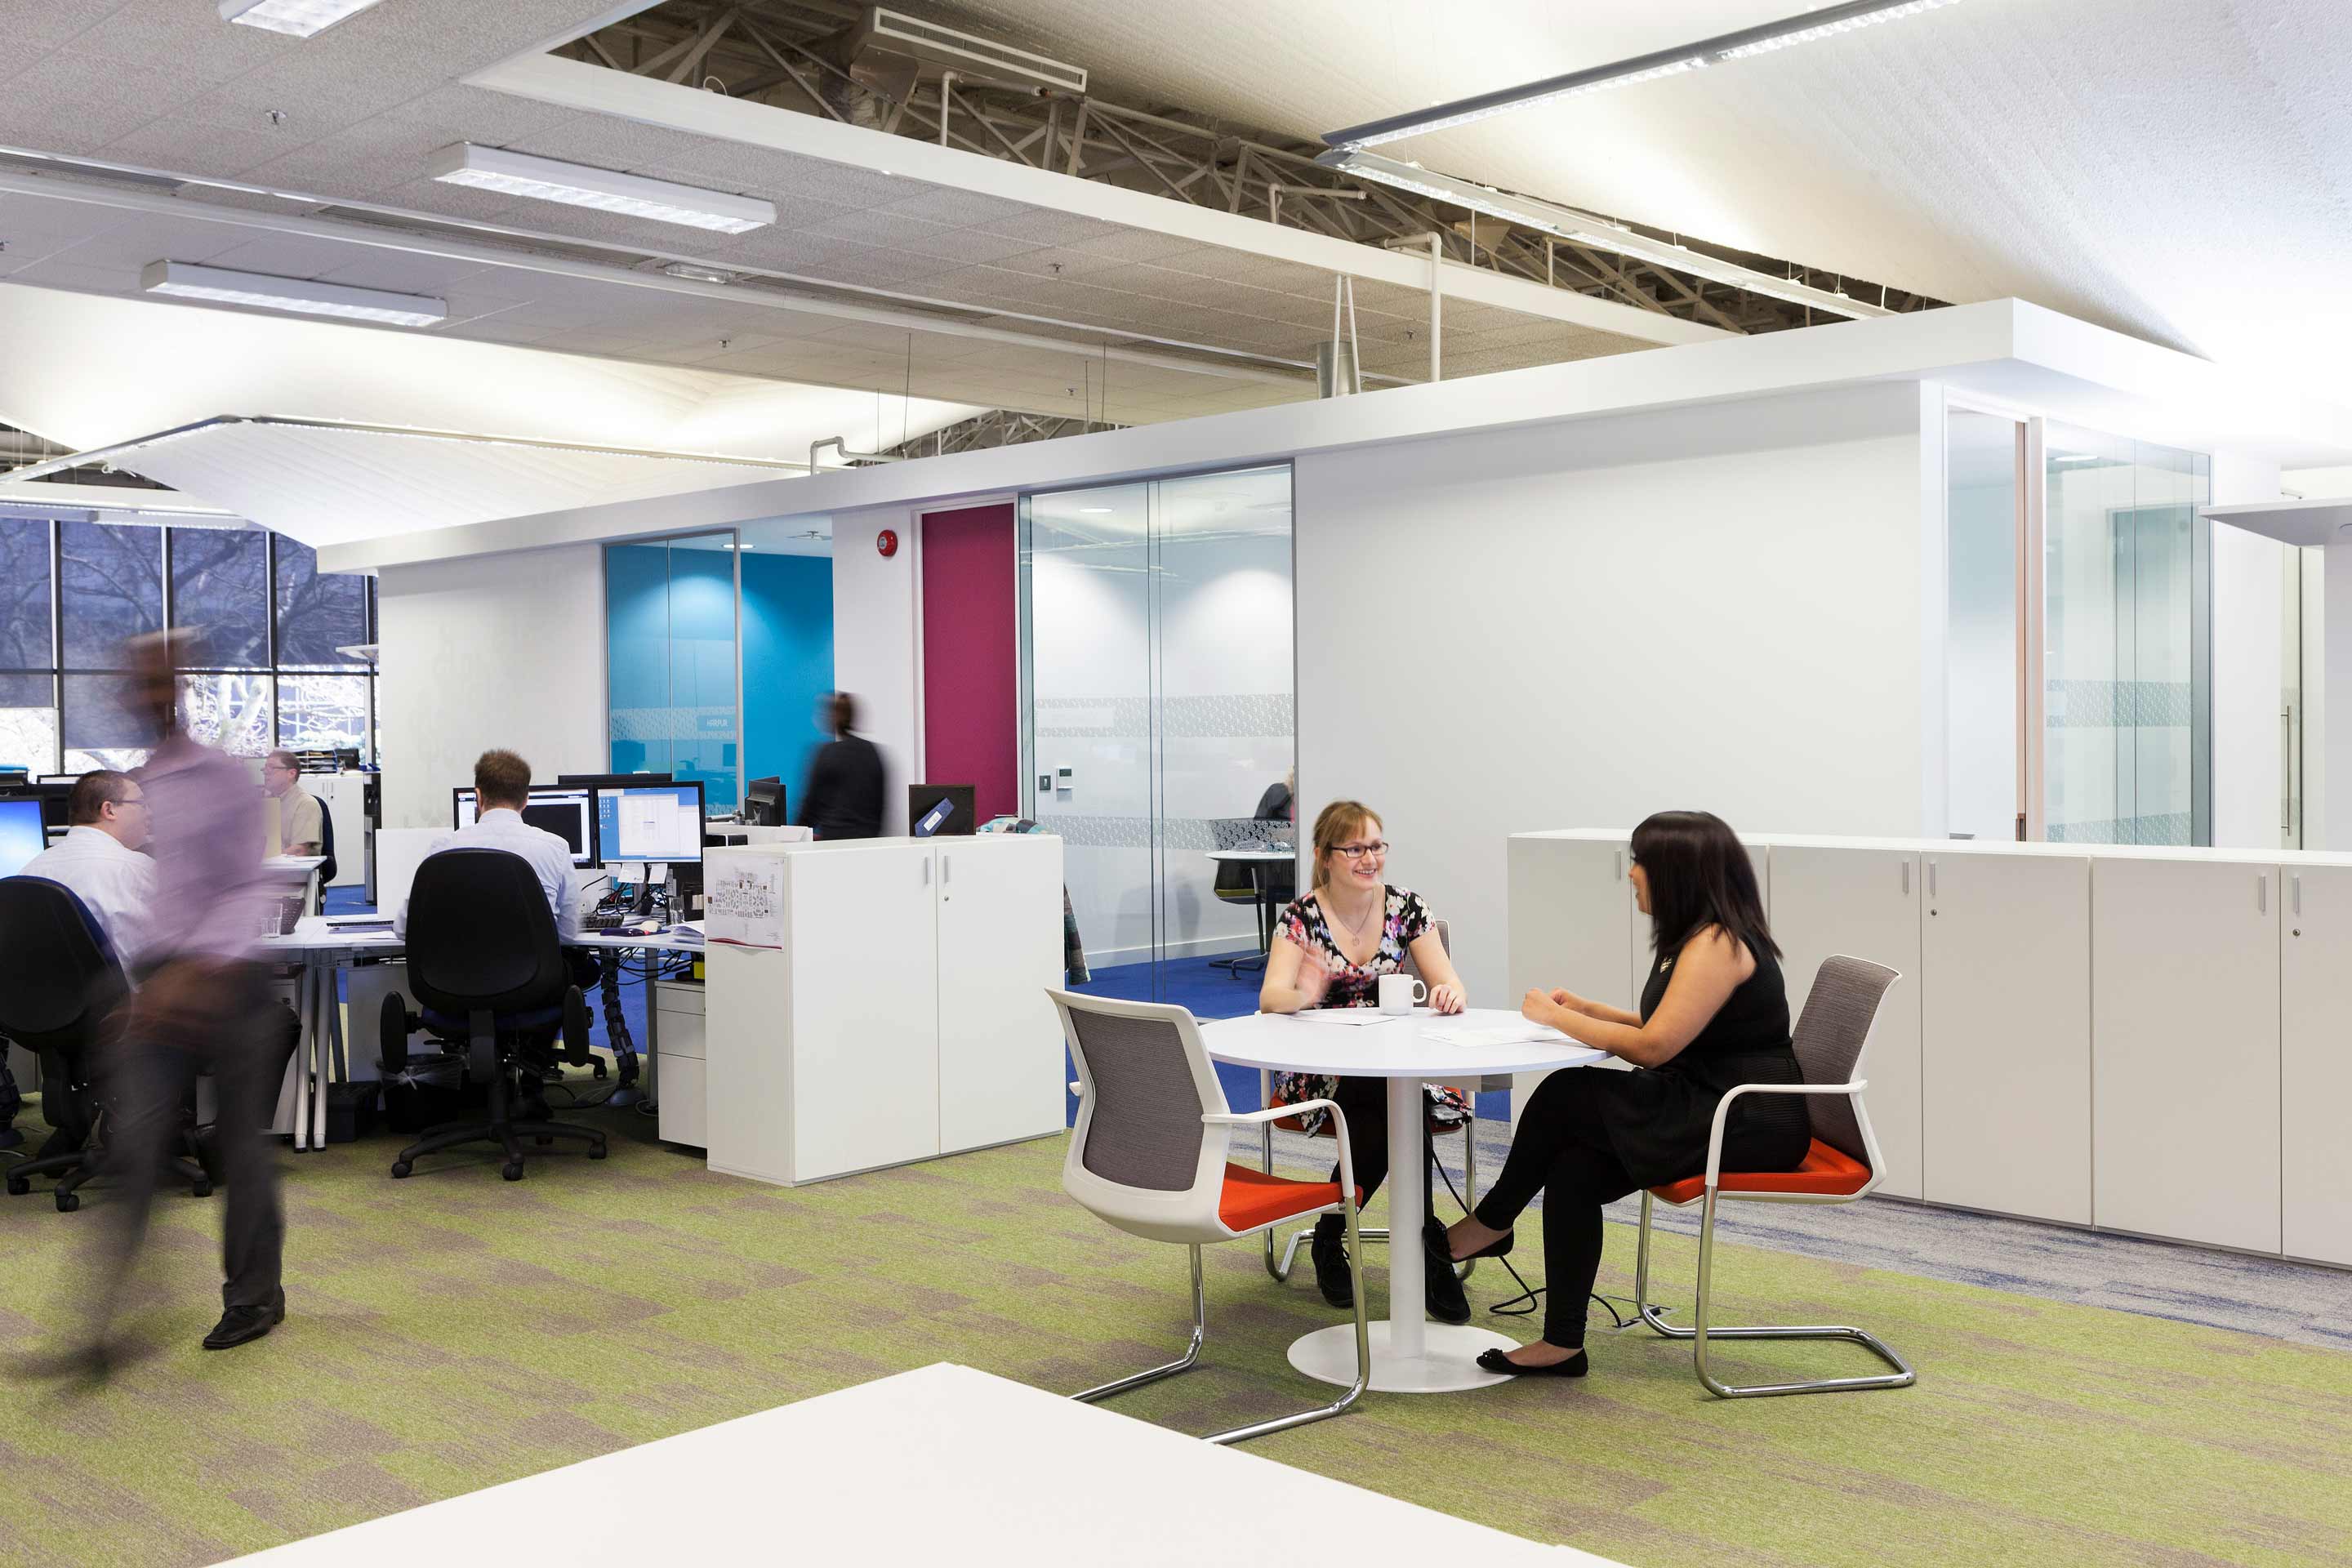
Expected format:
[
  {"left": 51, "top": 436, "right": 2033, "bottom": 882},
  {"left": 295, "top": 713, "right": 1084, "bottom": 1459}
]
[{"left": 740, "top": 552, "right": 834, "bottom": 813}]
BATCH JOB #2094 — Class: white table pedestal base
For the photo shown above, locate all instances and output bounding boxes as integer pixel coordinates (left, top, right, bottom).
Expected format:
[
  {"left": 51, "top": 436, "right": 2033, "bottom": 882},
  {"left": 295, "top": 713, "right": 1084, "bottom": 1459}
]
[{"left": 1288, "top": 1321, "right": 1521, "bottom": 1393}]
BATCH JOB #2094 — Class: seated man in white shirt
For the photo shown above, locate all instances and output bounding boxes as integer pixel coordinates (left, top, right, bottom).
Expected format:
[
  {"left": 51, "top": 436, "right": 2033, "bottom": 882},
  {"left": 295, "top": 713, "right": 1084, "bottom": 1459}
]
[
  {"left": 16, "top": 769, "right": 158, "bottom": 1156},
  {"left": 394, "top": 750, "right": 597, "bottom": 1104},
  {"left": 394, "top": 748, "right": 583, "bottom": 945},
  {"left": 20, "top": 769, "right": 158, "bottom": 971}
]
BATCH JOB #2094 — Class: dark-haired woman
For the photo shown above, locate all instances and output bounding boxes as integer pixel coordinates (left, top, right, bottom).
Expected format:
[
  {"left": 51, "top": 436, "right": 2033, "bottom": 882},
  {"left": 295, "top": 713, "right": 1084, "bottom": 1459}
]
[{"left": 1444, "top": 810, "right": 1809, "bottom": 1377}]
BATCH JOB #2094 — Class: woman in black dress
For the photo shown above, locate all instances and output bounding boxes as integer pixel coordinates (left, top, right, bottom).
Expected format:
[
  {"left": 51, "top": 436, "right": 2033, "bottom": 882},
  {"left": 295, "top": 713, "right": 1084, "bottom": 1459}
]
[{"left": 1444, "top": 809, "right": 1810, "bottom": 1377}]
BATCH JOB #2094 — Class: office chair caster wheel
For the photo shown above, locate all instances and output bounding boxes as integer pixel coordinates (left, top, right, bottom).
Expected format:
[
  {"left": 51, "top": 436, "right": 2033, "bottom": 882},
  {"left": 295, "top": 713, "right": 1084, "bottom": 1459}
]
[
  {"left": 5, "top": 1174, "right": 28, "bottom": 1196},
  {"left": 390, "top": 1160, "right": 412, "bottom": 1179},
  {"left": 590, "top": 1059, "right": 608, "bottom": 1080},
  {"left": 55, "top": 1191, "right": 78, "bottom": 1213},
  {"left": 501, "top": 1160, "right": 524, "bottom": 1181},
  {"left": 191, "top": 1180, "right": 213, "bottom": 1198},
  {"left": 589, "top": 1144, "right": 607, "bottom": 1160},
  {"left": 535, "top": 1134, "right": 553, "bottom": 1146}
]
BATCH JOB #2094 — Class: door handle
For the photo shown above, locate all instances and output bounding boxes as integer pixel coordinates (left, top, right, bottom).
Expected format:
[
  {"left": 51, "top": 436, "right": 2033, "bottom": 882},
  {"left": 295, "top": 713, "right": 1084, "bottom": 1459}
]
[
  {"left": 2258, "top": 873, "right": 2268, "bottom": 915},
  {"left": 1614, "top": 849, "right": 1623, "bottom": 880},
  {"left": 921, "top": 857, "right": 930, "bottom": 886},
  {"left": 2292, "top": 872, "right": 2302, "bottom": 915},
  {"left": 943, "top": 853, "right": 952, "bottom": 886},
  {"left": 1927, "top": 860, "right": 1937, "bottom": 898},
  {"left": 1900, "top": 861, "right": 1909, "bottom": 895}
]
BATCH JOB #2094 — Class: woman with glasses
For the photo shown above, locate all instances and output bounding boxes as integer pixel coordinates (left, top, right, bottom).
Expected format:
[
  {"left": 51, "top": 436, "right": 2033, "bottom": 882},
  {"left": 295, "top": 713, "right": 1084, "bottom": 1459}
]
[
  {"left": 1441, "top": 809, "right": 1809, "bottom": 1379},
  {"left": 1259, "top": 800, "right": 1472, "bottom": 1321}
]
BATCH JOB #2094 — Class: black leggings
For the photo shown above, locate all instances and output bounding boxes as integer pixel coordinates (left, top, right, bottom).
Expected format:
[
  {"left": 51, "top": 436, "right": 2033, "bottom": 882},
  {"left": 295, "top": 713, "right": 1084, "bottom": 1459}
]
[
  {"left": 1323, "top": 1074, "right": 1435, "bottom": 1214},
  {"left": 1473, "top": 1070, "right": 1639, "bottom": 1348}
]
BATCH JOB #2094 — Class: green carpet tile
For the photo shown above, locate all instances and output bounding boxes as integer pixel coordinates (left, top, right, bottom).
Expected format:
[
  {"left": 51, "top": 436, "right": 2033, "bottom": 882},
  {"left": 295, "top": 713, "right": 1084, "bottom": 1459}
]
[{"left": 2, "top": 1106, "right": 2349, "bottom": 1568}]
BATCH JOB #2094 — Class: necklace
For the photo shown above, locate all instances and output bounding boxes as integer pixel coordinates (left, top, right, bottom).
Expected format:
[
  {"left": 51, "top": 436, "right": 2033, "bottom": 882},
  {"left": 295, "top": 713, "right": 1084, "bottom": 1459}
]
[{"left": 1325, "top": 887, "right": 1383, "bottom": 951}]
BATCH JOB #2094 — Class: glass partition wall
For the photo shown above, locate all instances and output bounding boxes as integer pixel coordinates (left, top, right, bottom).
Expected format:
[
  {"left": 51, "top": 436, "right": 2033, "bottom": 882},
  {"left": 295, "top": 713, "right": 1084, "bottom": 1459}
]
[
  {"left": 602, "top": 532, "right": 742, "bottom": 813},
  {"left": 1941, "top": 405, "right": 2212, "bottom": 846},
  {"left": 1020, "top": 466, "right": 1294, "bottom": 1008}
]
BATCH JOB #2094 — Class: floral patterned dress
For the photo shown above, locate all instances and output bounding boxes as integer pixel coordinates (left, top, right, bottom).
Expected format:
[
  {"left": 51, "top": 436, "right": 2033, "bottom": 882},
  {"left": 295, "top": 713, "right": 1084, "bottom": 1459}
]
[{"left": 1269, "top": 884, "right": 1472, "bottom": 1135}]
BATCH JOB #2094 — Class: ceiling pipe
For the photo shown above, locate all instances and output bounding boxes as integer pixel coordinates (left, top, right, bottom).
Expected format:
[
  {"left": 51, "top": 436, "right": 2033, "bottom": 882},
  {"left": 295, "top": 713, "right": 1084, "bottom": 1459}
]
[{"left": 809, "top": 434, "right": 906, "bottom": 472}]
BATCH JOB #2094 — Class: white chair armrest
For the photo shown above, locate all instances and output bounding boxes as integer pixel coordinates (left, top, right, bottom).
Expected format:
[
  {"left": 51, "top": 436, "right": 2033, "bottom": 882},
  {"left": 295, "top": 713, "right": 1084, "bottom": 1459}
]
[
  {"left": 1205, "top": 1100, "right": 1359, "bottom": 1206},
  {"left": 1702, "top": 1080, "right": 1867, "bottom": 1188},
  {"left": 1069, "top": 1080, "right": 1083, "bottom": 1096}
]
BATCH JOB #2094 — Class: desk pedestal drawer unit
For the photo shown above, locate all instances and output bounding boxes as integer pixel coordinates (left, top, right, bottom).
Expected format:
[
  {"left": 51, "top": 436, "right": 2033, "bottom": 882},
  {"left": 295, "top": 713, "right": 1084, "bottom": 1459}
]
[
  {"left": 654, "top": 980, "right": 706, "bottom": 1149},
  {"left": 1510, "top": 829, "right": 2352, "bottom": 1266},
  {"left": 703, "top": 835, "right": 1063, "bottom": 1186}
]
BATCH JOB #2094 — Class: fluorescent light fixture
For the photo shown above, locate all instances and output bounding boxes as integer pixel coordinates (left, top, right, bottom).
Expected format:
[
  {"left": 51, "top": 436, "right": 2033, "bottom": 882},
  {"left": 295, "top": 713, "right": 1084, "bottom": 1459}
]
[
  {"left": 140, "top": 260, "right": 445, "bottom": 327},
  {"left": 218, "top": 0, "right": 389, "bottom": 38},
  {"left": 1318, "top": 149, "right": 1889, "bottom": 321},
  {"left": 660, "top": 261, "right": 737, "bottom": 284},
  {"left": 1326, "top": 0, "right": 1962, "bottom": 148},
  {"left": 1077, "top": 506, "right": 1114, "bottom": 514},
  {"left": 429, "top": 144, "right": 775, "bottom": 235},
  {"left": 2051, "top": 454, "right": 2101, "bottom": 464}
]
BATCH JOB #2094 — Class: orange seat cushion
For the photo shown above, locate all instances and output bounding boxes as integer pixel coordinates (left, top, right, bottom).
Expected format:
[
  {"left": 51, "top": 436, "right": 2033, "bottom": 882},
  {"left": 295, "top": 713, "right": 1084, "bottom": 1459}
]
[
  {"left": 1649, "top": 1139, "right": 1872, "bottom": 1206},
  {"left": 1217, "top": 1164, "right": 1362, "bottom": 1232}
]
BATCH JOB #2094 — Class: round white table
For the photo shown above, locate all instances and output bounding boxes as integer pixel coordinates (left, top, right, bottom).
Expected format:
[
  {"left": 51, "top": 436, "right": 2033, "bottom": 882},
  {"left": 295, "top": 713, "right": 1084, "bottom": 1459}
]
[{"left": 1200, "top": 1008, "right": 1607, "bottom": 1392}]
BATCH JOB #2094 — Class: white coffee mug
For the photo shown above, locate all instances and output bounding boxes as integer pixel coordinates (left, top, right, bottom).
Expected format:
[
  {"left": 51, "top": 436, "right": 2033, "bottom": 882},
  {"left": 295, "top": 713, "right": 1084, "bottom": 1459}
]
[{"left": 1379, "top": 973, "right": 1428, "bottom": 1014}]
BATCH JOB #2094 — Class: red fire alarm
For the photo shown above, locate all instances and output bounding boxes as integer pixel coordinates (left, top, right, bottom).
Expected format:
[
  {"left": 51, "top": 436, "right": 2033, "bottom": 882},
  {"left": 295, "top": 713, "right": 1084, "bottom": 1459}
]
[{"left": 875, "top": 528, "right": 899, "bottom": 558}]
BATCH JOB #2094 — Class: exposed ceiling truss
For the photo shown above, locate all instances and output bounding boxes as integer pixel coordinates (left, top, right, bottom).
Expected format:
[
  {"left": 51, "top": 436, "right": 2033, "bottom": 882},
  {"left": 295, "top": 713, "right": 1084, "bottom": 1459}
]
[
  {"left": 876, "top": 403, "right": 1120, "bottom": 459},
  {"left": 557, "top": 0, "right": 1948, "bottom": 334}
]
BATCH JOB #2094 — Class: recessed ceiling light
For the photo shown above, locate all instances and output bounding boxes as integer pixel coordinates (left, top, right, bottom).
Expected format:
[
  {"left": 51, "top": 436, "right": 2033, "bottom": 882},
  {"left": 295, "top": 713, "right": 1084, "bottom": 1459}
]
[
  {"left": 218, "top": 0, "right": 389, "bottom": 38},
  {"left": 140, "top": 260, "right": 445, "bottom": 327},
  {"left": 428, "top": 144, "right": 775, "bottom": 234}
]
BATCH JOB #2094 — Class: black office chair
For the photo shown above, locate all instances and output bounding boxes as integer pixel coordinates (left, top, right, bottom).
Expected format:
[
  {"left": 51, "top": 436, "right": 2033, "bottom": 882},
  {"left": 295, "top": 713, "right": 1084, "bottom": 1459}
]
[
  {"left": 314, "top": 791, "right": 338, "bottom": 886},
  {"left": 380, "top": 848, "right": 606, "bottom": 1182},
  {"left": 1210, "top": 817, "right": 1298, "bottom": 978},
  {"left": 0, "top": 876, "right": 211, "bottom": 1212}
]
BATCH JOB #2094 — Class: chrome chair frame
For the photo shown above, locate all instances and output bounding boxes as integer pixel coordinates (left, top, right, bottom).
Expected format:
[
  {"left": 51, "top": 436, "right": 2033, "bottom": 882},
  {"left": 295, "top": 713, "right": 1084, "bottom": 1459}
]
[{"left": 1630, "top": 1068, "right": 1916, "bottom": 1398}]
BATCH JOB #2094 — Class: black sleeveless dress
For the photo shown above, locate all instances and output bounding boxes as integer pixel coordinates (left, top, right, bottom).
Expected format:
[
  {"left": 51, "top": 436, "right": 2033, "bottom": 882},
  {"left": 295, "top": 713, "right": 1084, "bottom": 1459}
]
[{"left": 1599, "top": 938, "right": 1811, "bottom": 1188}]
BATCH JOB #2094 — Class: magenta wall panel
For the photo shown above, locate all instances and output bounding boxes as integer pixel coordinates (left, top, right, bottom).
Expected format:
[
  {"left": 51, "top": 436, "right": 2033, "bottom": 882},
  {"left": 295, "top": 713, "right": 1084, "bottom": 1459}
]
[{"left": 920, "top": 502, "right": 1018, "bottom": 824}]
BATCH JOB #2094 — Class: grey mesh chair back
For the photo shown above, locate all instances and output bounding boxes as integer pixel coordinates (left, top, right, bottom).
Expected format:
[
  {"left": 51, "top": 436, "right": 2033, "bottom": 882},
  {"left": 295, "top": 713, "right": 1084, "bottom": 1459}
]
[
  {"left": 1063, "top": 999, "right": 1217, "bottom": 1193},
  {"left": 1790, "top": 955, "right": 1900, "bottom": 1162}
]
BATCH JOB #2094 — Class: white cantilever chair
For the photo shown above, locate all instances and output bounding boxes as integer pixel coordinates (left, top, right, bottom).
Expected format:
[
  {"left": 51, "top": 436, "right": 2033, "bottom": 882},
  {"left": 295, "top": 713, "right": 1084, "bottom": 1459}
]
[
  {"left": 1050, "top": 989, "right": 1371, "bottom": 1446},
  {"left": 1258, "top": 919, "right": 1496, "bottom": 1282},
  {"left": 1632, "top": 954, "right": 1918, "bottom": 1399}
]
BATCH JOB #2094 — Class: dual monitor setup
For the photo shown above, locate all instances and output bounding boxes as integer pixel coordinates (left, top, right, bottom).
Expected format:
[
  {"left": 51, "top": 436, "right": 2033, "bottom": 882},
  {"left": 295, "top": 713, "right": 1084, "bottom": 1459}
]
[{"left": 452, "top": 773, "right": 706, "bottom": 869}]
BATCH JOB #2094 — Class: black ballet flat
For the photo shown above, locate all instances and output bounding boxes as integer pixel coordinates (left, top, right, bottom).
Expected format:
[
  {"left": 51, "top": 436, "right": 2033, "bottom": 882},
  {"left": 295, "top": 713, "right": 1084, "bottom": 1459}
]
[
  {"left": 1477, "top": 1347, "right": 1588, "bottom": 1378},
  {"left": 1453, "top": 1230, "right": 1514, "bottom": 1263}
]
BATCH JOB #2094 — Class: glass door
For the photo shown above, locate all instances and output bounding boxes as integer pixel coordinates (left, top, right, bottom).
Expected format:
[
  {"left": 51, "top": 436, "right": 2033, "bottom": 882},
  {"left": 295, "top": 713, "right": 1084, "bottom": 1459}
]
[
  {"left": 1945, "top": 406, "right": 2026, "bottom": 840},
  {"left": 603, "top": 531, "right": 742, "bottom": 812},
  {"left": 1019, "top": 466, "right": 1295, "bottom": 1010}
]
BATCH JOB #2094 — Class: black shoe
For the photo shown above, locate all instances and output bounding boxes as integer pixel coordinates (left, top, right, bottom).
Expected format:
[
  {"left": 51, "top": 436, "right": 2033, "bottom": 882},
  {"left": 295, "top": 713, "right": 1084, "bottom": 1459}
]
[
  {"left": 1477, "top": 1347, "right": 1588, "bottom": 1378},
  {"left": 1310, "top": 1216, "right": 1353, "bottom": 1308},
  {"left": 203, "top": 1289, "right": 285, "bottom": 1351},
  {"left": 1423, "top": 1218, "right": 1472, "bottom": 1325}
]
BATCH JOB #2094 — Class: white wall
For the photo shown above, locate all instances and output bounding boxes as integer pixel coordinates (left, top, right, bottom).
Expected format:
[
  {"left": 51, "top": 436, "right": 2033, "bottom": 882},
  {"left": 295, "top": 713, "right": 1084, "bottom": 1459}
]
[
  {"left": 831, "top": 505, "right": 918, "bottom": 836},
  {"left": 376, "top": 545, "right": 607, "bottom": 830},
  {"left": 1297, "top": 383, "right": 1933, "bottom": 1000}
]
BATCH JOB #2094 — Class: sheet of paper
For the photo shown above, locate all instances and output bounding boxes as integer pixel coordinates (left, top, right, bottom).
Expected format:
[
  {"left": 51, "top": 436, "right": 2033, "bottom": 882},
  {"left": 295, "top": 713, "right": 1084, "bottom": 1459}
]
[
  {"left": 1294, "top": 1008, "right": 1405, "bottom": 1027},
  {"left": 705, "top": 859, "right": 784, "bottom": 948},
  {"left": 1422, "top": 1022, "right": 1572, "bottom": 1049}
]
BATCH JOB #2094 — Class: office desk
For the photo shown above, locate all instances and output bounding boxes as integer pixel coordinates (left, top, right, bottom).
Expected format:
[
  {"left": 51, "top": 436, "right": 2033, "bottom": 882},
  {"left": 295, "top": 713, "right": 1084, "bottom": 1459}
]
[
  {"left": 258, "top": 920, "right": 702, "bottom": 1152},
  {"left": 213, "top": 1362, "right": 1605, "bottom": 1566},
  {"left": 1201, "top": 1008, "right": 1606, "bottom": 1393}
]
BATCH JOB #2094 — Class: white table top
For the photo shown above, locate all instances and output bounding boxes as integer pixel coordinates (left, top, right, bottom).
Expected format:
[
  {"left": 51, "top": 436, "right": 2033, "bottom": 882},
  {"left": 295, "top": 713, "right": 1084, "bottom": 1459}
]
[
  {"left": 1206, "top": 847, "right": 1295, "bottom": 861},
  {"left": 258, "top": 918, "right": 704, "bottom": 956},
  {"left": 1201, "top": 1006, "right": 1610, "bottom": 1077},
  {"left": 215, "top": 1363, "right": 1606, "bottom": 1566}
]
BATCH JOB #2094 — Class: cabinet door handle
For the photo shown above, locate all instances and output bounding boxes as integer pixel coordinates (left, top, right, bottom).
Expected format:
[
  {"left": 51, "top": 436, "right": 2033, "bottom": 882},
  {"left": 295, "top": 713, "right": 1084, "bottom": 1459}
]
[
  {"left": 1927, "top": 860, "right": 1937, "bottom": 898},
  {"left": 2292, "top": 873, "right": 2302, "bottom": 915},
  {"left": 943, "top": 853, "right": 952, "bottom": 885},
  {"left": 1900, "top": 861, "right": 1909, "bottom": 895},
  {"left": 921, "top": 857, "right": 930, "bottom": 886},
  {"left": 2258, "top": 873, "right": 2268, "bottom": 915},
  {"left": 1614, "top": 849, "right": 1624, "bottom": 880}
]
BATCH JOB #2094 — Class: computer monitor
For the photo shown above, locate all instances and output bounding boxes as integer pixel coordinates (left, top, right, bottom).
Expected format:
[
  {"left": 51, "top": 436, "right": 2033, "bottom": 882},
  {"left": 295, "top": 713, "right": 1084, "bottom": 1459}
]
[
  {"left": 745, "top": 776, "right": 785, "bottom": 826},
  {"left": 0, "top": 798, "right": 45, "bottom": 879},
  {"left": 451, "top": 786, "right": 599, "bottom": 866},
  {"left": 0, "top": 768, "right": 25, "bottom": 789},
  {"left": 37, "top": 774, "right": 79, "bottom": 786},
  {"left": 595, "top": 781, "right": 706, "bottom": 865},
  {"left": 1, "top": 782, "right": 74, "bottom": 832},
  {"left": 909, "top": 784, "right": 976, "bottom": 839},
  {"left": 555, "top": 772, "right": 675, "bottom": 791}
]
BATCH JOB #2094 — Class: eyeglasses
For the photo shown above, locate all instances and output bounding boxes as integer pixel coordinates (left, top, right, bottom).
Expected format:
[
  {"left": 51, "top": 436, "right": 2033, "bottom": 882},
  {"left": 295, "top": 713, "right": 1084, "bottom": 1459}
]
[{"left": 1333, "top": 841, "right": 1389, "bottom": 860}]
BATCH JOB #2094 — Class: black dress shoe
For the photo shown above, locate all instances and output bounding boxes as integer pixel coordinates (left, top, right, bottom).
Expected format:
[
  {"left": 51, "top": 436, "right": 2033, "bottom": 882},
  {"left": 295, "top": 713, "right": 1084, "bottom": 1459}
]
[
  {"left": 1423, "top": 1218, "right": 1472, "bottom": 1325},
  {"left": 203, "top": 1288, "right": 285, "bottom": 1351},
  {"left": 1477, "top": 1346, "right": 1588, "bottom": 1378},
  {"left": 1310, "top": 1215, "right": 1353, "bottom": 1308}
]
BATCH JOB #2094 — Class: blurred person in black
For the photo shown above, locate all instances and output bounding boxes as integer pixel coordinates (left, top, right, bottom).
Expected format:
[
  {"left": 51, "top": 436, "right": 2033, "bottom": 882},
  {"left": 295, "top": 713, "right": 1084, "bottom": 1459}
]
[
  {"left": 797, "top": 692, "right": 884, "bottom": 840},
  {"left": 31, "top": 635, "right": 294, "bottom": 1377}
]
